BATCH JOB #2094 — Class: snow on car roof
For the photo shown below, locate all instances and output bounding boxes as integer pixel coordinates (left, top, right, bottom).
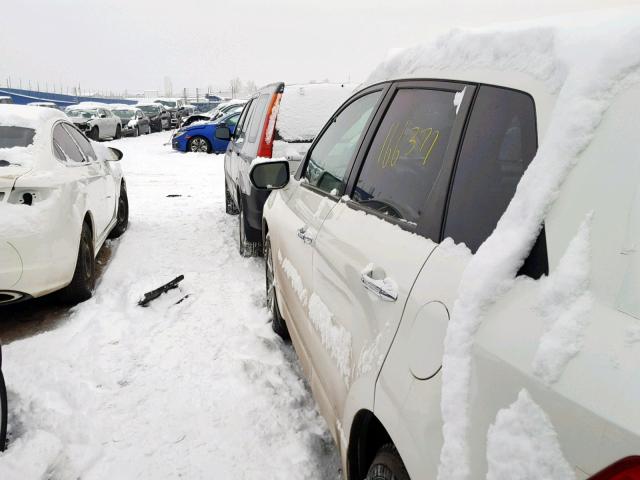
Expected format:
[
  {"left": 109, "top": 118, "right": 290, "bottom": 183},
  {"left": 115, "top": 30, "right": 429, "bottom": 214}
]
[
  {"left": 108, "top": 104, "right": 138, "bottom": 111},
  {"left": 66, "top": 101, "right": 110, "bottom": 110},
  {"left": 0, "top": 104, "right": 65, "bottom": 129},
  {"left": 275, "top": 83, "right": 356, "bottom": 143}
]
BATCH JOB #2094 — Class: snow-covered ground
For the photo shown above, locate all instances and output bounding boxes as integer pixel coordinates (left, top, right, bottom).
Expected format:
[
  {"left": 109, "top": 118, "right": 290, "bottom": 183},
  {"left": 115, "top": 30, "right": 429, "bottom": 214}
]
[{"left": 0, "top": 133, "right": 339, "bottom": 479}]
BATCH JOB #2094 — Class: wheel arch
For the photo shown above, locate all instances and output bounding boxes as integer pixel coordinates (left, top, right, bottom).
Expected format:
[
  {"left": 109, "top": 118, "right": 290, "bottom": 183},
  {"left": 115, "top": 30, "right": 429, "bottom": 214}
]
[{"left": 347, "top": 409, "right": 394, "bottom": 479}]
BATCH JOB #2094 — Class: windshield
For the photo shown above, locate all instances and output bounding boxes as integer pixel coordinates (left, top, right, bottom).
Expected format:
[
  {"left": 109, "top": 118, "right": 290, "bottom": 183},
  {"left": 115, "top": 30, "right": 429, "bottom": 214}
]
[
  {"left": 0, "top": 126, "right": 36, "bottom": 150},
  {"left": 67, "top": 109, "right": 96, "bottom": 118},
  {"left": 138, "top": 105, "right": 159, "bottom": 115},
  {"left": 156, "top": 100, "right": 177, "bottom": 108},
  {"left": 112, "top": 109, "right": 135, "bottom": 119}
]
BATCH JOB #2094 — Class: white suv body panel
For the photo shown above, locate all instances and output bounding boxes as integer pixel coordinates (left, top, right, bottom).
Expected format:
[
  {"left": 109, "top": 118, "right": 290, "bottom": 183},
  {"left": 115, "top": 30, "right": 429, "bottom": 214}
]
[{"left": 262, "top": 69, "right": 640, "bottom": 479}]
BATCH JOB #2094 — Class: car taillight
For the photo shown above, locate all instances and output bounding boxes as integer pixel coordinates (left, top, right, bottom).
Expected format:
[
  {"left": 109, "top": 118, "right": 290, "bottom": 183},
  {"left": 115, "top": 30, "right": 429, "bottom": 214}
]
[
  {"left": 256, "top": 92, "right": 282, "bottom": 158},
  {"left": 589, "top": 457, "right": 640, "bottom": 480}
]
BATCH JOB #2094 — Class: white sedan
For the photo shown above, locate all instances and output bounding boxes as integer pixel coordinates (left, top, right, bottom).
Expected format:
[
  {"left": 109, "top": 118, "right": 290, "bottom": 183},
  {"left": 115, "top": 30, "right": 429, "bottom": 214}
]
[{"left": 0, "top": 105, "right": 128, "bottom": 305}]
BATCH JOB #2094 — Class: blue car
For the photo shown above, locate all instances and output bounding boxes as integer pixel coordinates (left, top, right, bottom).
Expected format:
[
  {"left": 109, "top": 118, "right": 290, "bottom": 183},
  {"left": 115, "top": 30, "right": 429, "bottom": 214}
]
[{"left": 171, "top": 111, "right": 240, "bottom": 153}]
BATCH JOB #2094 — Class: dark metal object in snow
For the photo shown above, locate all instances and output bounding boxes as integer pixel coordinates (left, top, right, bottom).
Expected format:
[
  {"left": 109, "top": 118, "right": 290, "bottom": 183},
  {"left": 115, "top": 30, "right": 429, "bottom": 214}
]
[
  {"left": 166, "top": 194, "right": 182, "bottom": 198},
  {"left": 0, "top": 344, "right": 7, "bottom": 452},
  {"left": 138, "top": 275, "right": 184, "bottom": 307}
]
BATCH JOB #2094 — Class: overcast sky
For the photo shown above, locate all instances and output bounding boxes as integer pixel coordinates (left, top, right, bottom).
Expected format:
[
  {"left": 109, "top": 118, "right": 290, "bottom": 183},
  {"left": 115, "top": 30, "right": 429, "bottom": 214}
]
[{"left": 0, "top": 0, "right": 635, "bottom": 95}]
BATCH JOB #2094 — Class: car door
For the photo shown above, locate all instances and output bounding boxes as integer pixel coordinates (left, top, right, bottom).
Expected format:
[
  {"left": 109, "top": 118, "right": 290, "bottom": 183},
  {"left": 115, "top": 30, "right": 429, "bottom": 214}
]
[
  {"left": 309, "top": 81, "right": 474, "bottom": 431},
  {"left": 374, "top": 84, "right": 548, "bottom": 478},
  {"left": 52, "top": 123, "right": 110, "bottom": 238},
  {"left": 64, "top": 123, "right": 116, "bottom": 234},
  {"left": 266, "top": 85, "right": 388, "bottom": 422},
  {"left": 225, "top": 97, "right": 254, "bottom": 203}
]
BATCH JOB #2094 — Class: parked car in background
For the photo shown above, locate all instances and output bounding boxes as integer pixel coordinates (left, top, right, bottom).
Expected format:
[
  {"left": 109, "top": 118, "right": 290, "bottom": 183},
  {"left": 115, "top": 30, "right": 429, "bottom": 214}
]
[
  {"left": 65, "top": 105, "right": 122, "bottom": 141},
  {"left": 136, "top": 103, "right": 166, "bottom": 132},
  {"left": 109, "top": 105, "right": 151, "bottom": 137},
  {"left": 222, "top": 82, "right": 353, "bottom": 256},
  {"left": 151, "top": 98, "right": 186, "bottom": 129},
  {"left": 181, "top": 102, "right": 245, "bottom": 128},
  {"left": 27, "top": 101, "right": 58, "bottom": 109},
  {"left": 0, "top": 96, "right": 13, "bottom": 105},
  {"left": 211, "top": 100, "right": 246, "bottom": 121},
  {"left": 249, "top": 31, "right": 640, "bottom": 479},
  {"left": 172, "top": 110, "right": 241, "bottom": 153},
  {"left": 0, "top": 105, "right": 129, "bottom": 305}
]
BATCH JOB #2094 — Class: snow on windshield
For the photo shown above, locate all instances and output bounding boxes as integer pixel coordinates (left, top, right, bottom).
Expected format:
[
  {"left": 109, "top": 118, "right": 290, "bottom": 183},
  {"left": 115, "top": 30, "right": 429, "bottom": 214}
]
[
  {"left": 275, "top": 83, "right": 356, "bottom": 142},
  {"left": 366, "top": 8, "right": 640, "bottom": 480}
]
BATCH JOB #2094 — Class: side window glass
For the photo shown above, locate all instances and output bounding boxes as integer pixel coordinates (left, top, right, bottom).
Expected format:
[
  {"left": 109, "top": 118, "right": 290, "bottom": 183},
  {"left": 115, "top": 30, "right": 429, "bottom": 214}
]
[
  {"left": 53, "top": 124, "right": 84, "bottom": 163},
  {"left": 443, "top": 85, "right": 537, "bottom": 253},
  {"left": 63, "top": 123, "right": 97, "bottom": 161},
  {"left": 248, "top": 94, "right": 269, "bottom": 143},
  {"left": 226, "top": 114, "right": 240, "bottom": 128},
  {"left": 352, "top": 88, "right": 458, "bottom": 225},
  {"left": 303, "top": 91, "right": 382, "bottom": 195},
  {"left": 236, "top": 99, "right": 255, "bottom": 139}
]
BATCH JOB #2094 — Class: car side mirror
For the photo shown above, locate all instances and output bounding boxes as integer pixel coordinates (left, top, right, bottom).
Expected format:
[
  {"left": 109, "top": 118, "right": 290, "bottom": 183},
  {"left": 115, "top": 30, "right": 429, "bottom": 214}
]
[
  {"left": 215, "top": 127, "right": 231, "bottom": 140},
  {"left": 108, "top": 147, "right": 123, "bottom": 161},
  {"left": 249, "top": 160, "right": 290, "bottom": 190}
]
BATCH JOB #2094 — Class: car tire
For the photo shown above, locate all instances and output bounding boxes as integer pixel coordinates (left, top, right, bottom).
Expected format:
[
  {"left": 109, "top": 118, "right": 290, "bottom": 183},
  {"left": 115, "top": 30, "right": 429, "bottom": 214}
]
[
  {"left": 265, "top": 234, "right": 289, "bottom": 340},
  {"left": 365, "top": 444, "right": 410, "bottom": 480},
  {"left": 238, "top": 196, "right": 261, "bottom": 258},
  {"left": 108, "top": 183, "right": 129, "bottom": 239},
  {"left": 133, "top": 126, "right": 139, "bottom": 137},
  {"left": 115, "top": 125, "right": 122, "bottom": 139},
  {"left": 225, "top": 179, "right": 239, "bottom": 215},
  {"left": 188, "top": 136, "right": 211, "bottom": 153},
  {"left": 59, "top": 221, "right": 96, "bottom": 304},
  {"left": 90, "top": 126, "right": 99, "bottom": 141}
]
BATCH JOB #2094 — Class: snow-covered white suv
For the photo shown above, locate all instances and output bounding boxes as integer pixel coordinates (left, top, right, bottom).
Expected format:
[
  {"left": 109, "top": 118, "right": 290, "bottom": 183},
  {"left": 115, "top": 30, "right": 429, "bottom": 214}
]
[
  {"left": 0, "top": 105, "right": 129, "bottom": 305},
  {"left": 249, "top": 19, "right": 640, "bottom": 480}
]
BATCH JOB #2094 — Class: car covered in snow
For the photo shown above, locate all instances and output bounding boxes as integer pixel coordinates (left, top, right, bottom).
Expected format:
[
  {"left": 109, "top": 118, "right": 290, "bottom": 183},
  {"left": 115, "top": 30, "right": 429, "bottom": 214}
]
[
  {"left": 249, "top": 18, "right": 640, "bottom": 480},
  {"left": 221, "top": 82, "right": 353, "bottom": 256},
  {"left": 108, "top": 105, "right": 151, "bottom": 137},
  {"left": 171, "top": 110, "right": 240, "bottom": 153},
  {"left": 27, "top": 101, "right": 58, "bottom": 109},
  {"left": 65, "top": 104, "right": 122, "bottom": 141},
  {"left": 0, "top": 105, "right": 129, "bottom": 305}
]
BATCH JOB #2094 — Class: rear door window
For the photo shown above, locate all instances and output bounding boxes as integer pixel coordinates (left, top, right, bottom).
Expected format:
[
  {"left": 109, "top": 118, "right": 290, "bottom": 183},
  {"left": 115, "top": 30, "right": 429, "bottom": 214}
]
[
  {"left": 443, "top": 85, "right": 537, "bottom": 253},
  {"left": 63, "top": 123, "right": 97, "bottom": 161},
  {"left": 235, "top": 99, "right": 255, "bottom": 141},
  {"left": 352, "top": 88, "right": 459, "bottom": 226},
  {"left": 302, "top": 90, "right": 382, "bottom": 195},
  {"left": 247, "top": 94, "right": 269, "bottom": 143},
  {"left": 53, "top": 124, "right": 85, "bottom": 163}
]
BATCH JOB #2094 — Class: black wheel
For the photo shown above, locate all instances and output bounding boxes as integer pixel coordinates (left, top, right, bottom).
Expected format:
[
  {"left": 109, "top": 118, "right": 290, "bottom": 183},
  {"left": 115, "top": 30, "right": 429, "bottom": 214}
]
[
  {"left": 90, "top": 126, "right": 99, "bottom": 141},
  {"left": 115, "top": 125, "right": 122, "bottom": 139},
  {"left": 188, "top": 136, "right": 211, "bottom": 153},
  {"left": 108, "top": 183, "right": 129, "bottom": 239},
  {"left": 0, "top": 346, "right": 7, "bottom": 452},
  {"left": 365, "top": 444, "right": 410, "bottom": 480},
  {"left": 265, "top": 234, "right": 289, "bottom": 340},
  {"left": 238, "top": 196, "right": 261, "bottom": 257},
  {"left": 133, "top": 126, "right": 139, "bottom": 137},
  {"left": 225, "top": 179, "right": 239, "bottom": 215},
  {"left": 59, "top": 221, "right": 96, "bottom": 304}
]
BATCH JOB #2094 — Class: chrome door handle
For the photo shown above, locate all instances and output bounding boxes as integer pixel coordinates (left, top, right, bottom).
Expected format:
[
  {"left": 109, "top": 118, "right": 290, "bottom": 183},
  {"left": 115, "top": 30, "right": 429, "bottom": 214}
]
[
  {"left": 361, "top": 268, "right": 398, "bottom": 302},
  {"left": 297, "top": 226, "right": 313, "bottom": 244}
]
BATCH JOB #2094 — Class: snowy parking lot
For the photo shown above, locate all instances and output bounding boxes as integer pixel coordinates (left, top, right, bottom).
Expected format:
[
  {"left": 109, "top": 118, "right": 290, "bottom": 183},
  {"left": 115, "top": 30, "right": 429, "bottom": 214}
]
[{"left": 0, "top": 133, "right": 339, "bottom": 479}]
